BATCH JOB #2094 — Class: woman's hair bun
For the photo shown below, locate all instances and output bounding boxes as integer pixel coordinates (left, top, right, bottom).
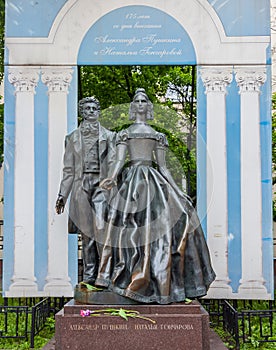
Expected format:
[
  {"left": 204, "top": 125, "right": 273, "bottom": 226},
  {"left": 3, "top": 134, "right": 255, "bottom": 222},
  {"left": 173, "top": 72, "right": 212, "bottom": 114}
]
[{"left": 135, "top": 88, "right": 146, "bottom": 94}]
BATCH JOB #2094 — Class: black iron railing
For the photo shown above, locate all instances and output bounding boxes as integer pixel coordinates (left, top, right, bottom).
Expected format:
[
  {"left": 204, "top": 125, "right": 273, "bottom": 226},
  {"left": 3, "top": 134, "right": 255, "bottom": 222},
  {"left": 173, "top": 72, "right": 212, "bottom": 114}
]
[
  {"left": 223, "top": 300, "right": 240, "bottom": 348},
  {"left": 0, "top": 304, "right": 29, "bottom": 340},
  {"left": 0, "top": 296, "right": 68, "bottom": 348},
  {"left": 30, "top": 298, "right": 51, "bottom": 348},
  {"left": 0, "top": 296, "right": 275, "bottom": 348},
  {"left": 201, "top": 299, "right": 276, "bottom": 349}
]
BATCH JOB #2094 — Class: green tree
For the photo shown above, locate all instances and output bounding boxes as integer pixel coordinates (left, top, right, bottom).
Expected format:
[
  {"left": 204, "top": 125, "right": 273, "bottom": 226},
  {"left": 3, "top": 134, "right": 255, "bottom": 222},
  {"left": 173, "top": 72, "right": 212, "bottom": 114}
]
[
  {"left": 159, "top": 65, "right": 197, "bottom": 196},
  {"left": 79, "top": 65, "right": 170, "bottom": 107}
]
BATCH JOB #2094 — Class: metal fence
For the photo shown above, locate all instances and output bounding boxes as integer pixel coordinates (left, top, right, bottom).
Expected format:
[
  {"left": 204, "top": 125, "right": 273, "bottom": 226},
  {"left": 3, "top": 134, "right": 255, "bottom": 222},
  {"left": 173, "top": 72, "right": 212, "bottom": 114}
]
[
  {"left": 201, "top": 298, "right": 276, "bottom": 349},
  {"left": 0, "top": 297, "right": 68, "bottom": 348},
  {"left": 0, "top": 296, "right": 275, "bottom": 349}
]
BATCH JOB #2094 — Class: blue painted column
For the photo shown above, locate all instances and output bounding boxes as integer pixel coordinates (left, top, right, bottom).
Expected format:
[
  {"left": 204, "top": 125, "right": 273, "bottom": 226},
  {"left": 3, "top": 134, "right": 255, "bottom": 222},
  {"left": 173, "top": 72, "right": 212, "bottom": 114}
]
[
  {"left": 200, "top": 66, "right": 234, "bottom": 298},
  {"left": 235, "top": 66, "right": 270, "bottom": 298},
  {"left": 7, "top": 67, "right": 39, "bottom": 296},
  {"left": 41, "top": 67, "right": 74, "bottom": 296}
]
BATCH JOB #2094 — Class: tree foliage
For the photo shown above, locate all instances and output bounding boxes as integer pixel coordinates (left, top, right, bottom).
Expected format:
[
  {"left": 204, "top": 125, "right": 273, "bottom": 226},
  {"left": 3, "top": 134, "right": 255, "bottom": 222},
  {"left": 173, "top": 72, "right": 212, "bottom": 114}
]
[{"left": 79, "top": 65, "right": 169, "bottom": 107}]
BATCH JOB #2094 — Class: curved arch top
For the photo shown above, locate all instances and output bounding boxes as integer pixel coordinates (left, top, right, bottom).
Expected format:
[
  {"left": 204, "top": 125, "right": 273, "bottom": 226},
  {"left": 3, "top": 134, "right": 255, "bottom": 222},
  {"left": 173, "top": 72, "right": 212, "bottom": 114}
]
[{"left": 5, "top": 0, "right": 270, "bottom": 65}]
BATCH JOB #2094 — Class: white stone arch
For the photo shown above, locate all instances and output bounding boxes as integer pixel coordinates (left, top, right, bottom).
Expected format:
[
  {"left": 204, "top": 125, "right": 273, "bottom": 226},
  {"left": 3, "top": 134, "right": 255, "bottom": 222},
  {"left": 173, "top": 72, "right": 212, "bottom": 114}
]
[{"left": 6, "top": 0, "right": 269, "bottom": 65}]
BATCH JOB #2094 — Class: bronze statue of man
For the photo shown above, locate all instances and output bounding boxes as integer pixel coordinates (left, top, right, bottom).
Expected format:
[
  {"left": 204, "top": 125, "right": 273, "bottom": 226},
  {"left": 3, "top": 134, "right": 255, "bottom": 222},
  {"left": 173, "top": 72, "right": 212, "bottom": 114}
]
[{"left": 55, "top": 96, "right": 115, "bottom": 286}]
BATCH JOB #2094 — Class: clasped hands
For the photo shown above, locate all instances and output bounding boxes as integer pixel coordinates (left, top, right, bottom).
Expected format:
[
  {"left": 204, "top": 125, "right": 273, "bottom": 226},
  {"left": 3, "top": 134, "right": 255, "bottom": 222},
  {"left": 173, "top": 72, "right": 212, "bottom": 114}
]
[{"left": 99, "top": 177, "right": 117, "bottom": 190}]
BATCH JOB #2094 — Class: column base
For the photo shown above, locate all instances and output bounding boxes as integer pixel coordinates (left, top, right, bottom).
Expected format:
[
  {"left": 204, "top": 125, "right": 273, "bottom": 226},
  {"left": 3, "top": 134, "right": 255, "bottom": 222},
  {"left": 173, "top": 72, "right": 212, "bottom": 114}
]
[
  {"left": 238, "top": 280, "right": 271, "bottom": 299},
  {"left": 205, "top": 279, "right": 234, "bottom": 299},
  {"left": 44, "top": 278, "right": 73, "bottom": 297},
  {"left": 7, "top": 278, "right": 38, "bottom": 297}
]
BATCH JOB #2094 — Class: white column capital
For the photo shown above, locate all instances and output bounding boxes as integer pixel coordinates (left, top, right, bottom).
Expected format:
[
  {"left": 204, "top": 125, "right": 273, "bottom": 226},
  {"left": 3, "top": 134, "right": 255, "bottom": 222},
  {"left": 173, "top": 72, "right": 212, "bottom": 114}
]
[
  {"left": 234, "top": 67, "right": 267, "bottom": 93},
  {"left": 200, "top": 67, "right": 233, "bottom": 93},
  {"left": 41, "top": 67, "right": 73, "bottom": 93},
  {"left": 8, "top": 67, "right": 39, "bottom": 93}
]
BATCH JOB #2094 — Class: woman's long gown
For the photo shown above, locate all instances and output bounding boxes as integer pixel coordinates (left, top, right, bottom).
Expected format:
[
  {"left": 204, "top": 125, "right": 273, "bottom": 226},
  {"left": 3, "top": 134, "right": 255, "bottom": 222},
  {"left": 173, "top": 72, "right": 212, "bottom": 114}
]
[{"left": 95, "top": 123, "right": 215, "bottom": 304}]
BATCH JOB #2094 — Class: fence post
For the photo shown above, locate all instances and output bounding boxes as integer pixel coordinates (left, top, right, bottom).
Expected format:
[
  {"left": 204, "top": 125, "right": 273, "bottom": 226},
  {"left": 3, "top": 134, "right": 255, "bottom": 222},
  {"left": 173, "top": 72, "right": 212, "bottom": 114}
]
[{"left": 30, "top": 304, "right": 36, "bottom": 348}]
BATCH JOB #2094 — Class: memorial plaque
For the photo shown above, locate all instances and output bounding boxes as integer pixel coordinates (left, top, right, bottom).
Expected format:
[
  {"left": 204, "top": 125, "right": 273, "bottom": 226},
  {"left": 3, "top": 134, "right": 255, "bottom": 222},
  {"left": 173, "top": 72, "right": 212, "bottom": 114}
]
[
  {"left": 78, "top": 5, "right": 196, "bottom": 65},
  {"left": 55, "top": 300, "right": 210, "bottom": 350}
]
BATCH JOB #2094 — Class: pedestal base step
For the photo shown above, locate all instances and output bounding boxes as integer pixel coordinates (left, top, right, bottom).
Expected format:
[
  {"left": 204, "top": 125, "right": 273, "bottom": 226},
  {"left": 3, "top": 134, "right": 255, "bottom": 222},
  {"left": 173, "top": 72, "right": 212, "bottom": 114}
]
[{"left": 54, "top": 299, "right": 226, "bottom": 350}]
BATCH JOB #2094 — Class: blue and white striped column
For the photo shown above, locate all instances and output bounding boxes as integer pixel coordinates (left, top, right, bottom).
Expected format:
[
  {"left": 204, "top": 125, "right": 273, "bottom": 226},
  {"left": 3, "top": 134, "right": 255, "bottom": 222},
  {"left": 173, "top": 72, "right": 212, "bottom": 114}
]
[
  {"left": 41, "top": 67, "right": 74, "bottom": 296},
  {"left": 7, "top": 67, "right": 39, "bottom": 296},
  {"left": 235, "top": 66, "right": 269, "bottom": 298},
  {"left": 200, "top": 66, "right": 234, "bottom": 298}
]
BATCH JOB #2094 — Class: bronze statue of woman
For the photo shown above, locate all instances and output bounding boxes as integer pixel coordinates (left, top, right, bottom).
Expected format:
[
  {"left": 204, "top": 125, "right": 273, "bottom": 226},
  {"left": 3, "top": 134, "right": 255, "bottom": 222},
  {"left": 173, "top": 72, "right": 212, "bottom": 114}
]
[{"left": 96, "top": 88, "right": 215, "bottom": 304}]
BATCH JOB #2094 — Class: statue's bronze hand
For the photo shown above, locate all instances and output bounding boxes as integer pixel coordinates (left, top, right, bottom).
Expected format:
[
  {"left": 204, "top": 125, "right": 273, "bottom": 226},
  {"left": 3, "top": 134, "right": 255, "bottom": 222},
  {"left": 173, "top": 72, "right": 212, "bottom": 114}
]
[{"left": 55, "top": 196, "right": 65, "bottom": 214}]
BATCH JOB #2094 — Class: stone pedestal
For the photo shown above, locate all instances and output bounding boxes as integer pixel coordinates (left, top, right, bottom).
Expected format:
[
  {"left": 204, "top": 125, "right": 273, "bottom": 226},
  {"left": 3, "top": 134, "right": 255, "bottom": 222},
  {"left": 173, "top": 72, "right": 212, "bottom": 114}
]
[{"left": 55, "top": 300, "right": 210, "bottom": 350}]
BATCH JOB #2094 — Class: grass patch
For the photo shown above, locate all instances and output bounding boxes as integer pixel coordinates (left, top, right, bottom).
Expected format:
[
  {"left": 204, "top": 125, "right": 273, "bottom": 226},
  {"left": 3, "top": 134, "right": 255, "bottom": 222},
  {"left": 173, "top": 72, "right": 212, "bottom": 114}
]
[{"left": 0, "top": 316, "right": 55, "bottom": 349}]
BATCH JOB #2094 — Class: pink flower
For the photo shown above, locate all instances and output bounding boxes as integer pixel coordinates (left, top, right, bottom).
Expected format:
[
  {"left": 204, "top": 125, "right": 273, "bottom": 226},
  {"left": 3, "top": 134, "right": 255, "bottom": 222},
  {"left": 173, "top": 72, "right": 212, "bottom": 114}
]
[{"left": 80, "top": 309, "right": 91, "bottom": 317}]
